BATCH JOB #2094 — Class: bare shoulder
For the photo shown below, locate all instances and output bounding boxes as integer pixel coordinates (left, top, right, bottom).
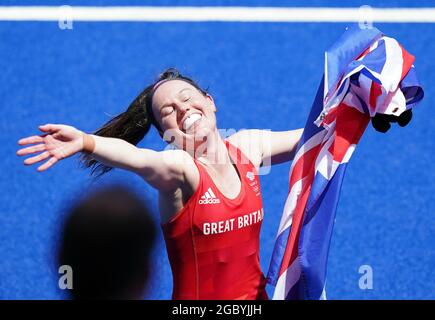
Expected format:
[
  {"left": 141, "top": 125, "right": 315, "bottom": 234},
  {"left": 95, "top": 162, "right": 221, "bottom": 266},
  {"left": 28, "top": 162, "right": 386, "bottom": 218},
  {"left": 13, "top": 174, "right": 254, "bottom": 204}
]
[
  {"left": 135, "top": 148, "right": 199, "bottom": 192},
  {"left": 164, "top": 149, "right": 200, "bottom": 191},
  {"left": 158, "top": 148, "right": 198, "bottom": 179},
  {"left": 226, "top": 129, "right": 263, "bottom": 168}
]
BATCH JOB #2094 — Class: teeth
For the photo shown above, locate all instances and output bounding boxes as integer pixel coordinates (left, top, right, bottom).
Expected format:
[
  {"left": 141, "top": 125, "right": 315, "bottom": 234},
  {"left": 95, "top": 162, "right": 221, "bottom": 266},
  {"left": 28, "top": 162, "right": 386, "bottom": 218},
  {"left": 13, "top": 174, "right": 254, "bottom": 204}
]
[{"left": 183, "top": 114, "right": 202, "bottom": 131}]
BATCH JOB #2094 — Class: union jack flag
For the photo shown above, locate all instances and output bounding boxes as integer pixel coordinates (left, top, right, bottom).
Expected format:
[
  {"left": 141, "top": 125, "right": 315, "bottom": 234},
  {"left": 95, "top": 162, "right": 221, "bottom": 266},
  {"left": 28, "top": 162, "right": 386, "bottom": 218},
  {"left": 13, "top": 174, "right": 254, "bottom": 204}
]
[{"left": 267, "top": 25, "right": 424, "bottom": 300}]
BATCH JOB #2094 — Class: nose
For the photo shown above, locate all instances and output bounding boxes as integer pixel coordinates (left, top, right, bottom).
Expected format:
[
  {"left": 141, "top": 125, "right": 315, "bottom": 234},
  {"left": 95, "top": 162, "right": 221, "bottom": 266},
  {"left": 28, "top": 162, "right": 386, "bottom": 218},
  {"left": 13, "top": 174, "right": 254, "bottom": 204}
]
[
  {"left": 176, "top": 100, "right": 190, "bottom": 116},
  {"left": 175, "top": 100, "right": 190, "bottom": 122}
]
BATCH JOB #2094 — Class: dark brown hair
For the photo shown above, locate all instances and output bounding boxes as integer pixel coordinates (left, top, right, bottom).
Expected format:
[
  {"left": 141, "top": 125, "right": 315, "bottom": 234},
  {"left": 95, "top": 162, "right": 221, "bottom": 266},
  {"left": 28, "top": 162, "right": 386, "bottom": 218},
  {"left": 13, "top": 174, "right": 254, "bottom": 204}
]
[{"left": 80, "top": 68, "right": 208, "bottom": 178}]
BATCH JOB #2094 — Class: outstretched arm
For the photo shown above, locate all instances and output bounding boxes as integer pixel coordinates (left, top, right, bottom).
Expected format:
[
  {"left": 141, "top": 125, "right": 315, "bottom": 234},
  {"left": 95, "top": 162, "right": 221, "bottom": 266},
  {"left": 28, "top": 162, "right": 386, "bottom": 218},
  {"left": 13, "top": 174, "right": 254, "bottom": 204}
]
[
  {"left": 259, "top": 128, "right": 303, "bottom": 165},
  {"left": 227, "top": 128, "right": 303, "bottom": 167},
  {"left": 16, "top": 123, "right": 191, "bottom": 191}
]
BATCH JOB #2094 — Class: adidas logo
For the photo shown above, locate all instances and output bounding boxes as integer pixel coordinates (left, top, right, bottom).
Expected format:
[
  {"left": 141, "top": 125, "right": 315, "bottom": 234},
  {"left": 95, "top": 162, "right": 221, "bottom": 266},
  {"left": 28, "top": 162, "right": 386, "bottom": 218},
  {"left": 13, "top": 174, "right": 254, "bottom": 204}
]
[{"left": 198, "top": 187, "right": 221, "bottom": 205}]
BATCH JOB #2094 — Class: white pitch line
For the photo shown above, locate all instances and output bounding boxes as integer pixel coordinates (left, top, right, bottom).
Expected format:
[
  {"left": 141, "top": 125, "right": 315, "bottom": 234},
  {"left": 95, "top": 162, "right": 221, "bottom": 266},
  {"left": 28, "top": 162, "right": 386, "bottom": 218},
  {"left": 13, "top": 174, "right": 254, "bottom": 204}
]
[{"left": 0, "top": 6, "right": 434, "bottom": 23}]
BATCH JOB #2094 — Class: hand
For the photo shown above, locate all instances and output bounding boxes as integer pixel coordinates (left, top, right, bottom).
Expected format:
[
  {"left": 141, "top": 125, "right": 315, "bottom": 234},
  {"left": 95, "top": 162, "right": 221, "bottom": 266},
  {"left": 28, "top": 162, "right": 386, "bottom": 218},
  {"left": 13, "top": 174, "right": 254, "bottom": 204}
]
[{"left": 17, "top": 124, "right": 84, "bottom": 172}]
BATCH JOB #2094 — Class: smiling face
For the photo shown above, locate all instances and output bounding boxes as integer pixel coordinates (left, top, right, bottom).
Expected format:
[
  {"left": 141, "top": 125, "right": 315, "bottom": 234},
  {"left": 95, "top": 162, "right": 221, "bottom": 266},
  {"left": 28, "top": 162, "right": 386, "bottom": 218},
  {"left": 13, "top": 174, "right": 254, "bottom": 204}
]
[{"left": 151, "top": 79, "right": 217, "bottom": 152}]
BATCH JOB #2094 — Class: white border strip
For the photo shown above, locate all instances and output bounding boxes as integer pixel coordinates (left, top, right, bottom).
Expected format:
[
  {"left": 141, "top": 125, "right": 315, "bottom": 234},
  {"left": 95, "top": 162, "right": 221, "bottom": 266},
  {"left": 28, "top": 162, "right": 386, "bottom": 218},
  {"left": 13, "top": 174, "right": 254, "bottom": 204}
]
[{"left": 0, "top": 6, "right": 435, "bottom": 23}]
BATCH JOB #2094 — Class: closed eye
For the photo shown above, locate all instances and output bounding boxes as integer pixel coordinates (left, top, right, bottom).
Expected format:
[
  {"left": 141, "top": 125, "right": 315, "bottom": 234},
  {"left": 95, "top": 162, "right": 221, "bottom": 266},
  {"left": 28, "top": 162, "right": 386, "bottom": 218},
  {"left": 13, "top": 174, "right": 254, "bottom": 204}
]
[{"left": 161, "top": 106, "right": 175, "bottom": 117}]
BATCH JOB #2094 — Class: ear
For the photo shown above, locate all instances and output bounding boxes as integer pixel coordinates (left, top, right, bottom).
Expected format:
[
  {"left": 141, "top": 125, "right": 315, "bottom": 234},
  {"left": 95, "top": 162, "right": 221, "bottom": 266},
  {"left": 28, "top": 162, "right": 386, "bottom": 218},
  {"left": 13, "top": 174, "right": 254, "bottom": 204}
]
[{"left": 206, "top": 94, "right": 217, "bottom": 112}]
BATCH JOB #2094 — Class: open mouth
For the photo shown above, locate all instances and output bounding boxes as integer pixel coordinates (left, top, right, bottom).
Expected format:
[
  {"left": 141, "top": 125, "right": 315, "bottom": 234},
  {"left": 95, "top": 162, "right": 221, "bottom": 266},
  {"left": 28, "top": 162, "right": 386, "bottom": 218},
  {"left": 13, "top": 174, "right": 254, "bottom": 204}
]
[{"left": 182, "top": 113, "right": 202, "bottom": 132}]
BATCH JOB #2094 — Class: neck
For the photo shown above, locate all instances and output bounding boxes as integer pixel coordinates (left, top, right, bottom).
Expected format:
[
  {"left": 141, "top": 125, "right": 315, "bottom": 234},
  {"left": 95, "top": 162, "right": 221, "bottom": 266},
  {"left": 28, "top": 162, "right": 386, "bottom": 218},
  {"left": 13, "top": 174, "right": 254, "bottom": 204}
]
[{"left": 194, "top": 130, "right": 232, "bottom": 171}]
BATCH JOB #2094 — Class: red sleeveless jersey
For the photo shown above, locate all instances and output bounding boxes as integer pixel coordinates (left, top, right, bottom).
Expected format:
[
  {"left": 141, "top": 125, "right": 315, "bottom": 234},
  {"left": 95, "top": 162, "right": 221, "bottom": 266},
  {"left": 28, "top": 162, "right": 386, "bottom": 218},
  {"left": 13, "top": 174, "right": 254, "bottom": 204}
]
[{"left": 161, "top": 140, "right": 268, "bottom": 300}]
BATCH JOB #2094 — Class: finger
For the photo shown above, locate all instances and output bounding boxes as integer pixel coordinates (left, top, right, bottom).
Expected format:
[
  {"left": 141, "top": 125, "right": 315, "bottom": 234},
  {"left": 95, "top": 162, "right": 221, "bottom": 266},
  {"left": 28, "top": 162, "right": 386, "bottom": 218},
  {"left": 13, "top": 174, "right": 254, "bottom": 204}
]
[
  {"left": 18, "top": 134, "right": 47, "bottom": 146},
  {"left": 24, "top": 151, "right": 50, "bottom": 166},
  {"left": 39, "top": 124, "right": 61, "bottom": 132},
  {"left": 37, "top": 157, "right": 59, "bottom": 172},
  {"left": 16, "top": 144, "right": 46, "bottom": 156}
]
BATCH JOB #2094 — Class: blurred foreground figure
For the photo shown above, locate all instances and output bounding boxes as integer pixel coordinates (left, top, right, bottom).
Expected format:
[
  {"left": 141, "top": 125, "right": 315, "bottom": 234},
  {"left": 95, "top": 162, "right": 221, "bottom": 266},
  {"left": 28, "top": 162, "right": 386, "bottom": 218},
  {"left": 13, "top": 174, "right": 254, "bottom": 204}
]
[{"left": 58, "top": 185, "right": 156, "bottom": 300}]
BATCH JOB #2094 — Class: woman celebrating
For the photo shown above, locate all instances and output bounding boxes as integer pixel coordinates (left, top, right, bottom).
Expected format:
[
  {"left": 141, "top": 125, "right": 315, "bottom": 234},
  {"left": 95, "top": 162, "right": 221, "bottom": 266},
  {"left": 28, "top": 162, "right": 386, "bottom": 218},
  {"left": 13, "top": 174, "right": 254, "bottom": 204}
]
[{"left": 17, "top": 68, "right": 303, "bottom": 300}]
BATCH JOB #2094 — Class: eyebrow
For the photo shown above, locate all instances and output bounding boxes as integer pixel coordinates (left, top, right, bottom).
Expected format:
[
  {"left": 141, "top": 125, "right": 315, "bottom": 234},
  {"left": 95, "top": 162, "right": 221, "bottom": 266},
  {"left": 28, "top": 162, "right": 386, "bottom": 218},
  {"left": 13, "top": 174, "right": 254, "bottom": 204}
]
[{"left": 160, "top": 88, "right": 192, "bottom": 110}]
